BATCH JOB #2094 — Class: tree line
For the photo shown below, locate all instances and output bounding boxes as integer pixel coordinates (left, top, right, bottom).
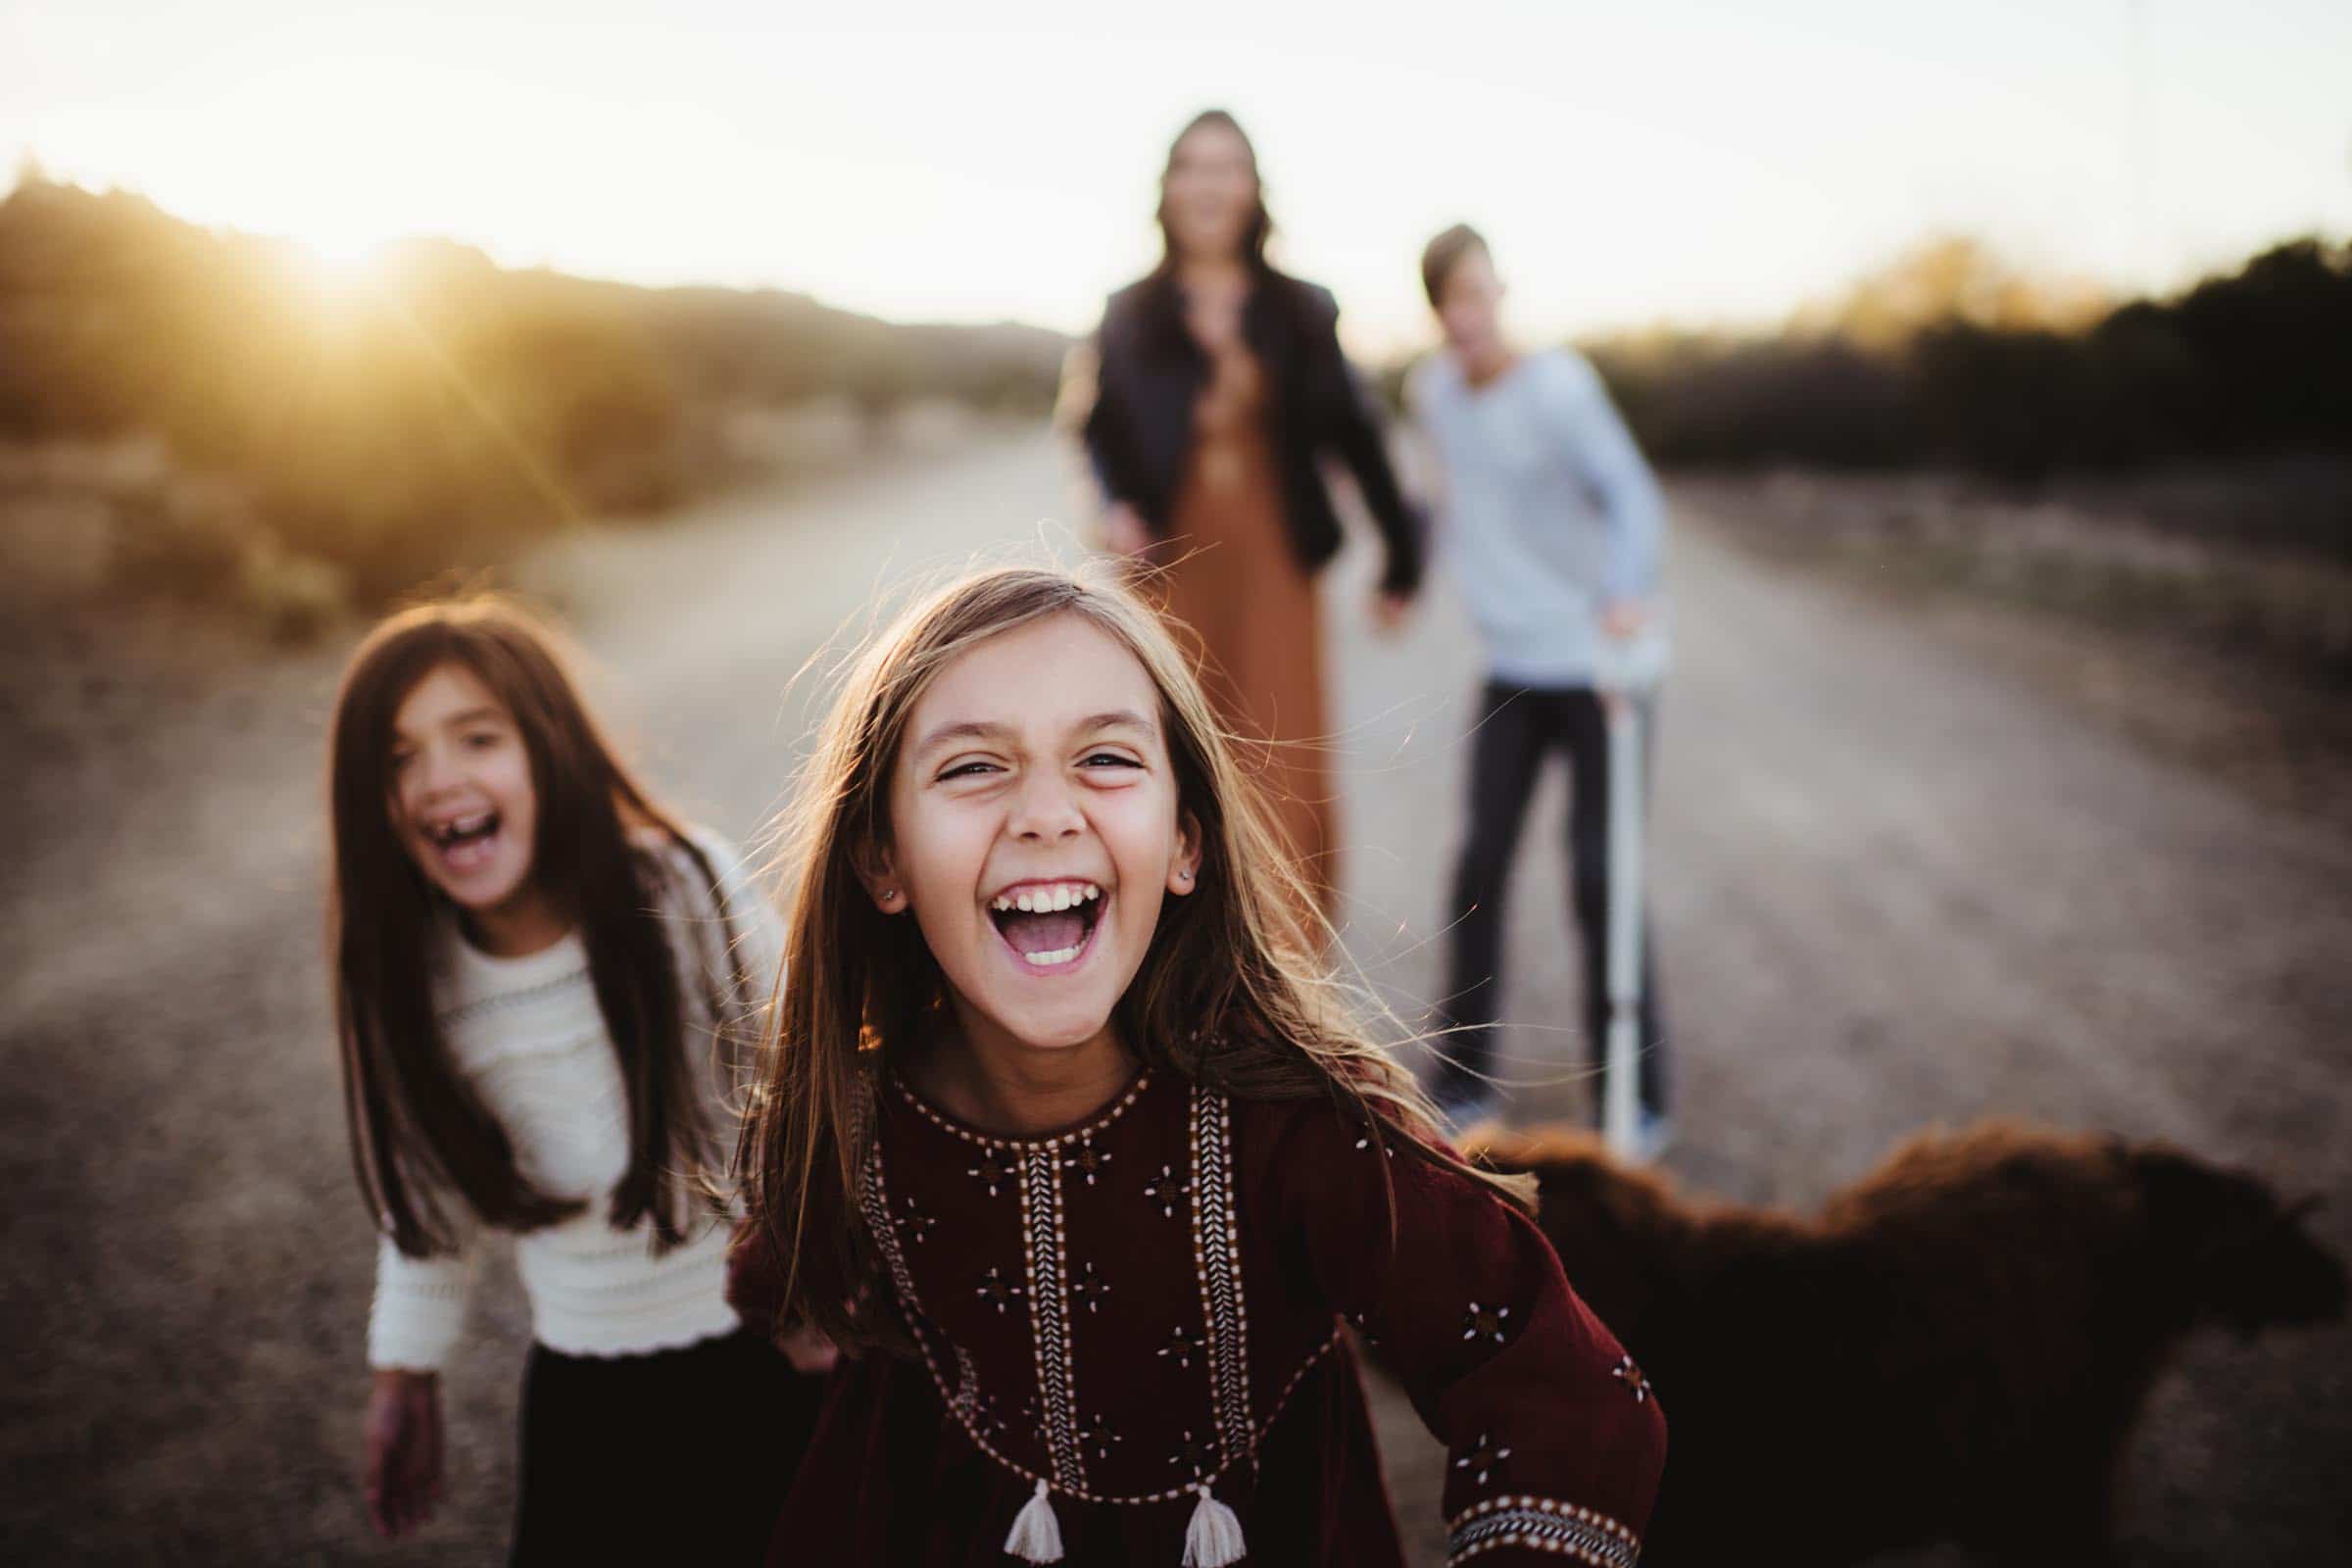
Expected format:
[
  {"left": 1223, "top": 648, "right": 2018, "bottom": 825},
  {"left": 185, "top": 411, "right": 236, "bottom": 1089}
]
[{"left": 1587, "top": 234, "right": 2352, "bottom": 483}]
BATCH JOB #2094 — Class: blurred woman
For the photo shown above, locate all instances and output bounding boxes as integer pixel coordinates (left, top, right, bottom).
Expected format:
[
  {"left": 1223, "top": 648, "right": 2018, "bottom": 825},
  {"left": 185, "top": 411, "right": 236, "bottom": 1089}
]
[
  {"left": 1071, "top": 109, "right": 1424, "bottom": 938},
  {"left": 326, "top": 597, "right": 828, "bottom": 1561}
]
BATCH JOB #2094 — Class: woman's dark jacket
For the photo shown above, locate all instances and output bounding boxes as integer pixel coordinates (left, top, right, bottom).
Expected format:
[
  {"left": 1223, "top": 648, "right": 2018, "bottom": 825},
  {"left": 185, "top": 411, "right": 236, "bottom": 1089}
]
[{"left": 1081, "top": 269, "right": 1425, "bottom": 596}]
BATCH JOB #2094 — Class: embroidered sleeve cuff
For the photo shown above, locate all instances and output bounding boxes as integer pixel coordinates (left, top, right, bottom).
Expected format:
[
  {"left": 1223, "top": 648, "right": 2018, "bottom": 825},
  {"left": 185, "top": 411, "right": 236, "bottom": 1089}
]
[{"left": 1446, "top": 1495, "right": 1642, "bottom": 1567}]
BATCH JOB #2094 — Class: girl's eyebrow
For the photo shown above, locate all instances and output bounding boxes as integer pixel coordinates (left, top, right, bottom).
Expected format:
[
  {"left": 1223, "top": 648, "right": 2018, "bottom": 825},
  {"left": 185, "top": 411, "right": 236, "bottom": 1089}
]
[
  {"left": 396, "top": 706, "right": 506, "bottom": 746},
  {"left": 1076, "top": 709, "right": 1158, "bottom": 741},
  {"left": 913, "top": 718, "right": 1013, "bottom": 760},
  {"left": 913, "top": 710, "right": 1159, "bottom": 760}
]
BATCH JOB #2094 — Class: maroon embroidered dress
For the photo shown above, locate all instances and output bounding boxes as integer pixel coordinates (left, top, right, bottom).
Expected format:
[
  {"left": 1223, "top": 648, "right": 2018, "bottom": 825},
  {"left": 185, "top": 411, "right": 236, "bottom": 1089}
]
[{"left": 759, "top": 1067, "right": 1664, "bottom": 1565}]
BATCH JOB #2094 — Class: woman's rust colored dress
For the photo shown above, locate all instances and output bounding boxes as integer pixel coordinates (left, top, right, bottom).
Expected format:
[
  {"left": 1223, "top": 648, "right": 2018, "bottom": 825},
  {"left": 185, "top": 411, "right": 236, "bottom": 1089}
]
[{"left": 1152, "top": 335, "right": 1337, "bottom": 928}]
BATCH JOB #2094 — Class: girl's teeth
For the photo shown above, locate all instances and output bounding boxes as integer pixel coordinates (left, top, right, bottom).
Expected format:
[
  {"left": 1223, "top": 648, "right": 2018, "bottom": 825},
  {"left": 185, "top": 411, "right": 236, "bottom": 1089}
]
[
  {"left": 431, "top": 810, "right": 495, "bottom": 846},
  {"left": 994, "top": 883, "right": 1103, "bottom": 910},
  {"left": 1022, "top": 945, "right": 1082, "bottom": 966}
]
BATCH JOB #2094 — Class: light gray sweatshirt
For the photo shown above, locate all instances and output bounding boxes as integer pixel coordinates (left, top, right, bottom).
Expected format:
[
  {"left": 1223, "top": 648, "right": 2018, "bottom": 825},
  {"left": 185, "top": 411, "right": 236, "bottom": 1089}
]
[{"left": 1407, "top": 347, "right": 1667, "bottom": 688}]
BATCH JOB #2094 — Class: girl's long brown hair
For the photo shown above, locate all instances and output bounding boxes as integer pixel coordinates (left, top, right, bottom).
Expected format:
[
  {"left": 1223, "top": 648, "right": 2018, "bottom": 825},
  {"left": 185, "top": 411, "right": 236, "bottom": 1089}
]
[
  {"left": 329, "top": 596, "right": 751, "bottom": 1258},
  {"left": 736, "top": 564, "right": 1528, "bottom": 1348}
]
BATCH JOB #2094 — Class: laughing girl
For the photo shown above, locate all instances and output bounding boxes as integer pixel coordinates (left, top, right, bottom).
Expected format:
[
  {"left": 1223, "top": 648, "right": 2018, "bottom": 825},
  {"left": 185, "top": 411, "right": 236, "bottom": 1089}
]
[
  {"left": 328, "top": 598, "right": 825, "bottom": 1561},
  {"left": 731, "top": 566, "right": 1665, "bottom": 1566}
]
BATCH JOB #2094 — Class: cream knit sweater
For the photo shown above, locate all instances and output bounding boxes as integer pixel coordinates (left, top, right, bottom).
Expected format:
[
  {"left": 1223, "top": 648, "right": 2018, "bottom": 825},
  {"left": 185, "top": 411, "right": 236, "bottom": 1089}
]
[{"left": 365, "top": 827, "right": 782, "bottom": 1370}]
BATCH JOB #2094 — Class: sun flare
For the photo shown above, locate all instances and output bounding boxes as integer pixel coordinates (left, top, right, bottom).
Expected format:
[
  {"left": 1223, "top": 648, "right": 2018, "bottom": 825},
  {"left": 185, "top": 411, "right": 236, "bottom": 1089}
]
[{"left": 284, "top": 238, "right": 394, "bottom": 317}]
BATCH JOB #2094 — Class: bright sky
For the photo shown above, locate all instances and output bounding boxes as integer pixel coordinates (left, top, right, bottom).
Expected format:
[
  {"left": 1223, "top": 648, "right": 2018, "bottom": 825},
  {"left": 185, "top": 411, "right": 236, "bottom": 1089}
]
[{"left": 5, "top": 0, "right": 2347, "bottom": 352}]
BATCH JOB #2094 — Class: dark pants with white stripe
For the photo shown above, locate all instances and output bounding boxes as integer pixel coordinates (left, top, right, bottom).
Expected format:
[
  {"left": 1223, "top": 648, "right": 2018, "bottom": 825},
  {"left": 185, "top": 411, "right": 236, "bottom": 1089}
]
[{"left": 1432, "top": 680, "right": 1668, "bottom": 1123}]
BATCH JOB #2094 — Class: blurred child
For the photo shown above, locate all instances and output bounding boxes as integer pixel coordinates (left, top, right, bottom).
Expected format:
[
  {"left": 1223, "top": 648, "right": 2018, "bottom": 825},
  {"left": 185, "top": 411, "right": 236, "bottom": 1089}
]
[
  {"left": 1407, "top": 224, "right": 1672, "bottom": 1147},
  {"left": 729, "top": 564, "right": 1664, "bottom": 1566},
  {"left": 326, "top": 597, "right": 828, "bottom": 1561}
]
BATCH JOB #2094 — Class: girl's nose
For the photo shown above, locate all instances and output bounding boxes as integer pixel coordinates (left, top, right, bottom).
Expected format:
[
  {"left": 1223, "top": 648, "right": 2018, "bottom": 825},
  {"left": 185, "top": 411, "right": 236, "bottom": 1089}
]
[
  {"left": 412, "top": 746, "right": 463, "bottom": 801},
  {"left": 1007, "top": 772, "right": 1085, "bottom": 841}
]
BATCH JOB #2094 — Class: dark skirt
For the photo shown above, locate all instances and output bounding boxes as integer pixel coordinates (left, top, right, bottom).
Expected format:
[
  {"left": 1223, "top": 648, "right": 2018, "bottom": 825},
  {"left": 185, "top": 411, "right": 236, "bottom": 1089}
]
[{"left": 512, "top": 1327, "right": 828, "bottom": 1566}]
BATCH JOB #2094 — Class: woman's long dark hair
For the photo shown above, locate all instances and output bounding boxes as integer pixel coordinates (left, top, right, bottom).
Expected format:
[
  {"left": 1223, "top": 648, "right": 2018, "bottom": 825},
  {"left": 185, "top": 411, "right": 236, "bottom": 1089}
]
[
  {"left": 329, "top": 596, "right": 749, "bottom": 1258},
  {"left": 1135, "top": 109, "right": 1312, "bottom": 364},
  {"left": 1153, "top": 108, "right": 1274, "bottom": 275}
]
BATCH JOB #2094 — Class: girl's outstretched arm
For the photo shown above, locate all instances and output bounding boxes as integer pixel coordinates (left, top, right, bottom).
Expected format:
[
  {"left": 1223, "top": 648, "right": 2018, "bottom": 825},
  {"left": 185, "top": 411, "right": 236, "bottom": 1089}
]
[
  {"left": 359, "top": 1220, "right": 477, "bottom": 1539},
  {"left": 1277, "top": 1109, "right": 1667, "bottom": 1567}
]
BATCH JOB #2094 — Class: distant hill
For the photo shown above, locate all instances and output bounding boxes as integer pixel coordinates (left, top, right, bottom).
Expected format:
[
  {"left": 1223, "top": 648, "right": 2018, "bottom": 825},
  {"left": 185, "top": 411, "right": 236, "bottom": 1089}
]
[{"left": 0, "top": 177, "right": 1067, "bottom": 613}]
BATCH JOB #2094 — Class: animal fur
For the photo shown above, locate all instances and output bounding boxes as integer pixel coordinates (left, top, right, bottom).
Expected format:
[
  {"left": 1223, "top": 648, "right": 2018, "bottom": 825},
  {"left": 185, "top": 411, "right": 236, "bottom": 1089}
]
[{"left": 1465, "top": 1123, "right": 2346, "bottom": 1567}]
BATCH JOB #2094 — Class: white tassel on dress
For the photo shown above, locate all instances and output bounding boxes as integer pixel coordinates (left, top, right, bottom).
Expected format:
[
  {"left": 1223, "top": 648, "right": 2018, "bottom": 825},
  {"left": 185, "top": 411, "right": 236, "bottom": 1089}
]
[
  {"left": 1004, "top": 1478, "right": 1065, "bottom": 1564},
  {"left": 1180, "top": 1483, "right": 1247, "bottom": 1568}
]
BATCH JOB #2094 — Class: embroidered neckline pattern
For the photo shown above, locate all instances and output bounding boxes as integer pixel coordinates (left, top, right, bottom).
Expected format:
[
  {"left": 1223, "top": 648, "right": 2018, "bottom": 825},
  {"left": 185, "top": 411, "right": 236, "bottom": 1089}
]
[
  {"left": 1188, "top": 1085, "right": 1254, "bottom": 1471},
  {"left": 1018, "top": 1141, "right": 1086, "bottom": 1492},
  {"left": 859, "top": 1114, "right": 1340, "bottom": 1508},
  {"left": 1446, "top": 1496, "right": 1642, "bottom": 1566},
  {"left": 893, "top": 1067, "right": 1153, "bottom": 1151}
]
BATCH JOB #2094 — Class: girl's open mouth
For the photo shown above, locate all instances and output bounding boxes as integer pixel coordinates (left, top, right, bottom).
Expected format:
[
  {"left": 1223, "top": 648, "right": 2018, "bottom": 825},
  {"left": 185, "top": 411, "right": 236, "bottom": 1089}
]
[
  {"left": 426, "top": 809, "right": 503, "bottom": 874},
  {"left": 988, "top": 880, "right": 1105, "bottom": 971}
]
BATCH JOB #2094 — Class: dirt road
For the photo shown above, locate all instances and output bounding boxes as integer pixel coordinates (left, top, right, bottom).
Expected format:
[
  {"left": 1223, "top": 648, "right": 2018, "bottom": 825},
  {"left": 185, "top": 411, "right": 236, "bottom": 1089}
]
[{"left": 5, "top": 428, "right": 2347, "bottom": 1563}]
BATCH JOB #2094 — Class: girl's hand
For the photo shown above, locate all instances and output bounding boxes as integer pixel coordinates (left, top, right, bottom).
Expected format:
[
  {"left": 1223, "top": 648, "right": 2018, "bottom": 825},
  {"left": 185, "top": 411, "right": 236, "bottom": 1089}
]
[
  {"left": 1101, "top": 503, "right": 1153, "bottom": 559},
  {"left": 363, "top": 1368, "right": 444, "bottom": 1540},
  {"left": 777, "top": 1322, "right": 842, "bottom": 1376}
]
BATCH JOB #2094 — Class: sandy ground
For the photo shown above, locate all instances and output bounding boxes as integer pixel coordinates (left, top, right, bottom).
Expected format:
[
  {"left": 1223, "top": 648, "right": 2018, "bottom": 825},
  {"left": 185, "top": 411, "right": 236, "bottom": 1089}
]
[{"left": 3, "top": 428, "right": 2347, "bottom": 1564}]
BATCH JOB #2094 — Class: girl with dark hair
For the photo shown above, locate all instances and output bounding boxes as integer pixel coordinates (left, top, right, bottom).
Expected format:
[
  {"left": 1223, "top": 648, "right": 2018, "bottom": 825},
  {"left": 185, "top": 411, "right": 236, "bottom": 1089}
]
[
  {"left": 1069, "top": 109, "right": 1426, "bottom": 940},
  {"left": 729, "top": 564, "right": 1664, "bottom": 1567},
  {"left": 327, "top": 596, "right": 827, "bottom": 1561}
]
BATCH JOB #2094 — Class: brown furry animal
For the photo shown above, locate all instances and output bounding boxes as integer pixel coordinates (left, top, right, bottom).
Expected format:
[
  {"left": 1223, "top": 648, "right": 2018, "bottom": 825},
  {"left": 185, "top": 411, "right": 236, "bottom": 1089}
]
[{"left": 1466, "top": 1123, "right": 2346, "bottom": 1567}]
